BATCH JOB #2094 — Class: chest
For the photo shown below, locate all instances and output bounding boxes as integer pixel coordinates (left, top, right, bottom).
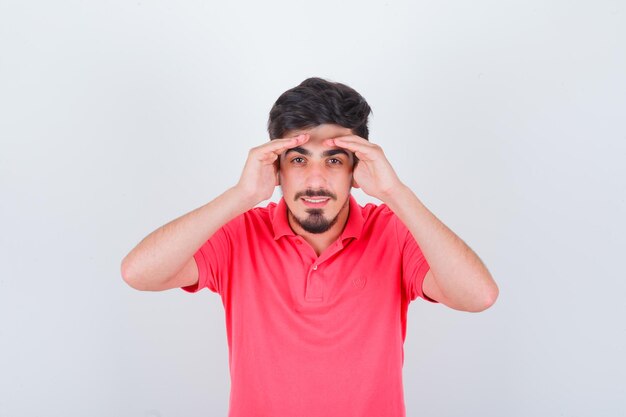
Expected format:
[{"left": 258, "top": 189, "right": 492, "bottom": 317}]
[{"left": 229, "top": 235, "right": 402, "bottom": 311}]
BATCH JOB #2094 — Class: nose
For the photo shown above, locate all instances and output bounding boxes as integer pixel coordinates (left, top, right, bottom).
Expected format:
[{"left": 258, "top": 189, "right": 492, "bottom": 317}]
[{"left": 303, "top": 161, "right": 329, "bottom": 190}]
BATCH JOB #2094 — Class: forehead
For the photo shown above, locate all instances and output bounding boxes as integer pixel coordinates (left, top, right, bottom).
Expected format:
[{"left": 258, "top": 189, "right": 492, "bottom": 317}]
[
  {"left": 282, "top": 124, "right": 353, "bottom": 158},
  {"left": 287, "top": 123, "right": 353, "bottom": 142},
  {"left": 282, "top": 124, "right": 352, "bottom": 156}
]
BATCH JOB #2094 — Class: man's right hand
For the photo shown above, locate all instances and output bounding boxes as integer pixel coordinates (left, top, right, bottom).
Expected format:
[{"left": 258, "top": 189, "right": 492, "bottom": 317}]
[
  {"left": 234, "top": 134, "right": 310, "bottom": 205},
  {"left": 121, "top": 133, "right": 310, "bottom": 291}
]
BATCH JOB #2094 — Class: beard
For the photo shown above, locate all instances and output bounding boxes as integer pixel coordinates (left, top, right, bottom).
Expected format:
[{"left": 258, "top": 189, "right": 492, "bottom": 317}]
[
  {"left": 288, "top": 207, "right": 341, "bottom": 234},
  {"left": 282, "top": 187, "right": 348, "bottom": 234}
]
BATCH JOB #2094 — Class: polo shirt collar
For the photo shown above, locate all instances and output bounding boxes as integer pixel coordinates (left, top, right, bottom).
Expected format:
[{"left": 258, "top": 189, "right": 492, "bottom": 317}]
[
  {"left": 271, "top": 197, "right": 296, "bottom": 240},
  {"left": 341, "top": 194, "right": 364, "bottom": 240},
  {"left": 271, "top": 194, "right": 364, "bottom": 241}
]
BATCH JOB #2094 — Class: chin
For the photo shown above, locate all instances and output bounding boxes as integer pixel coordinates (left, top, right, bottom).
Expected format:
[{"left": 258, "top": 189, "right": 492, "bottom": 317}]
[{"left": 294, "top": 211, "right": 339, "bottom": 234}]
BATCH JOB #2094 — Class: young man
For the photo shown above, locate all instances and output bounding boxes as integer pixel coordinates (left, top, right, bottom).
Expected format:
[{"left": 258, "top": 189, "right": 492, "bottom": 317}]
[{"left": 121, "top": 77, "right": 499, "bottom": 417}]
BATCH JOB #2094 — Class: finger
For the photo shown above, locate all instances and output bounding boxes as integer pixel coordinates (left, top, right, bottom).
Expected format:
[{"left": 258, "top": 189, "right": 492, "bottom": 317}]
[
  {"left": 257, "top": 137, "right": 309, "bottom": 165},
  {"left": 328, "top": 135, "right": 372, "bottom": 146},
  {"left": 325, "top": 136, "right": 377, "bottom": 160},
  {"left": 276, "top": 133, "right": 310, "bottom": 150},
  {"left": 323, "top": 135, "right": 373, "bottom": 150},
  {"left": 261, "top": 134, "right": 309, "bottom": 158}
]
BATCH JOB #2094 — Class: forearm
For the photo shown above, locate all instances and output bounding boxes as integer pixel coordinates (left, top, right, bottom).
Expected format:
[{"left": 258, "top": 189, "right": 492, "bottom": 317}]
[
  {"left": 121, "top": 186, "right": 255, "bottom": 288},
  {"left": 383, "top": 184, "right": 498, "bottom": 310}
]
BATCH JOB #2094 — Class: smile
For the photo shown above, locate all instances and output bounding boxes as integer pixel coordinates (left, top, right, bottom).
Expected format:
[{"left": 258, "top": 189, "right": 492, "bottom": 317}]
[{"left": 301, "top": 197, "right": 331, "bottom": 207}]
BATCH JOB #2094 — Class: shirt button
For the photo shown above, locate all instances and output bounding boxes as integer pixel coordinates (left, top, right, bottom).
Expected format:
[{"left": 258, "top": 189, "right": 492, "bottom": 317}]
[{"left": 312, "top": 265, "right": 318, "bottom": 270}]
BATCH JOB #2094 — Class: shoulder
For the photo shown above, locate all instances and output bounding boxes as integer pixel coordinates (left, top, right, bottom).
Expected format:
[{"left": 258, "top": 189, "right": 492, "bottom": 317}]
[
  {"left": 360, "top": 201, "right": 397, "bottom": 225},
  {"left": 223, "top": 201, "right": 277, "bottom": 234},
  {"left": 357, "top": 200, "right": 401, "bottom": 240}
]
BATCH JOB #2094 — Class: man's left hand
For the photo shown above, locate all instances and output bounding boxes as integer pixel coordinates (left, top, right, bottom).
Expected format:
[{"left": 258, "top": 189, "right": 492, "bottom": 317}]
[{"left": 324, "top": 135, "right": 403, "bottom": 201}]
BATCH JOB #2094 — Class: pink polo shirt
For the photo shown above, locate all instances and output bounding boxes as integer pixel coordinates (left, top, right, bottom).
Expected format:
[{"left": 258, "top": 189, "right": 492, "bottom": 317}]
[{"left": 182, "top": 194, "right": 435, "bottom": 417}]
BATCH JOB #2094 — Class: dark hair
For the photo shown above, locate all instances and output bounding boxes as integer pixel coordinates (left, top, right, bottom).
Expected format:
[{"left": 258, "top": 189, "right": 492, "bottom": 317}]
[{"left": 267, "top": 77, "right": 373, "bottom": 140}]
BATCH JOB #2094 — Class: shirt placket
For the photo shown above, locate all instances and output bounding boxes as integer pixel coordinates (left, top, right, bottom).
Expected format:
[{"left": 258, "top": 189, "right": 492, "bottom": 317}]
[{"left": 295, "top": 238, "right": 347, "bottom": 303}]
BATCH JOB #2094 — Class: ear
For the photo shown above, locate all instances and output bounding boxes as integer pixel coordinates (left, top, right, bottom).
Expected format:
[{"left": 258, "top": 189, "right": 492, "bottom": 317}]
[
  {"left": 274, "top": 160, "right": 281, "bottom": 186},
  {"left": 350, "top": 158, "right": 360, "bottom": 188}
]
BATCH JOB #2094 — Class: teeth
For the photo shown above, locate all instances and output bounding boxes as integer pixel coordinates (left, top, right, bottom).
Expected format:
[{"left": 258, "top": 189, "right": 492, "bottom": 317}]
[{"left": 304, "top": 198, "right": 328, "bottom": 203}]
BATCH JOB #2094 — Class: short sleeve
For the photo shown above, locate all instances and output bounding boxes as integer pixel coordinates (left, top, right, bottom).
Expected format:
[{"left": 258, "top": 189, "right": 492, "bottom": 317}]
[
  {"left": 394, "top": 215, "right": 437, "bottom": 303},
  {"left": 180, "top": 225, "right": 231, "bottom": 295}
]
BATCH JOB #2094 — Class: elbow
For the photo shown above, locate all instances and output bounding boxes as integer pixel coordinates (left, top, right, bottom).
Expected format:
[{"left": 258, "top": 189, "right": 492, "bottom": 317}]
[
  {"left": 120, "top": 256, "right": 170, "bottom": 291},
  {"left": 120, "top": 257, "right": 147, "bottom": 291},
  {"left": 467, "top": 281, "right": 499, "bottom": 312}
]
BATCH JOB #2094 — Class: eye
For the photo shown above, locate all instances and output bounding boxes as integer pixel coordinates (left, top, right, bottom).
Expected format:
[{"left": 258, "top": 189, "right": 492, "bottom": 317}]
[
  {"left": 328, "top": 158, "right": 342, "bottom": 165},
  {"left": 291, "top": 157, "right": 305, "bottom": 164}
]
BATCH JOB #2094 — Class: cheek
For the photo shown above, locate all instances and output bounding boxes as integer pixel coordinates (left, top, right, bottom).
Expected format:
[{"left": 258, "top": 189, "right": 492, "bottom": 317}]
[
  {"left": 278, "top": 171, "right": 298, "bottom": 191},
  {"left": 336, "top": 168, "right": 354, "bottom": 183}
]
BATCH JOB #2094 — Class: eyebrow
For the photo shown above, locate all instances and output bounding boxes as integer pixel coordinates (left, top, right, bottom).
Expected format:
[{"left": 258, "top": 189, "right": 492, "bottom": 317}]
[{"left": 284, "top": 146, "right": 351, "bottom": 159}]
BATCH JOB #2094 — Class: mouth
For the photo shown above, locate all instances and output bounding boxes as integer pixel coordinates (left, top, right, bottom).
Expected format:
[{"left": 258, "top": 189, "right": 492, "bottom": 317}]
[{"left": 301, "top": 197, "right": 331, "bottom": 208}]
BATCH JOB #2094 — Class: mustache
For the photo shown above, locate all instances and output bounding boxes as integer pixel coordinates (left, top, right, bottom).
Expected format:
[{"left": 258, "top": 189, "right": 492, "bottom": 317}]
[{"left": 294, "top": 189, "right": 337, "bottom": 201}]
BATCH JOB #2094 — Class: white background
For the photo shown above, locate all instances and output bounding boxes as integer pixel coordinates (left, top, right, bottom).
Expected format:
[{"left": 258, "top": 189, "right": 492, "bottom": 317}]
[{"left": 1, "top": 1, "right": 625, "bottom": 416}]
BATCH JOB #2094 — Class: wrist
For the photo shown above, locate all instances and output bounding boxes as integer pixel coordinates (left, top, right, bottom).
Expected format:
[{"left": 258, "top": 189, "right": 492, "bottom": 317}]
[
  {"left": 226, "top": 184, "right": 260, "bottom": 211},
  {"left": 379, "top": 181, "right": 409, "bottom": 204},
  {"left": 231, "top": 184, "right": 264, "bottom": 208}
]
